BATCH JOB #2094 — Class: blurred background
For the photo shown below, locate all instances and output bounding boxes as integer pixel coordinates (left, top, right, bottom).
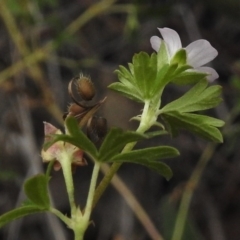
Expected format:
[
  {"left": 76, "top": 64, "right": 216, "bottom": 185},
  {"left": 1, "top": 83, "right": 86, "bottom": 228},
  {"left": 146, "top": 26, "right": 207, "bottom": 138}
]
[{"left": 0, "top": 0, "right": 240, "bottom": 239}]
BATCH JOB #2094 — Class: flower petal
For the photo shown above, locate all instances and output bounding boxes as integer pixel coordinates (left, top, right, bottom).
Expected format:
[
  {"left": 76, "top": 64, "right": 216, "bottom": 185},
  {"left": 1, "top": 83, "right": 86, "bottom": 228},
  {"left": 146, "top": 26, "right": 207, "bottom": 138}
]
[
  {"left": 194, "top": 66, "right": 219, "bottom": 82},
  {"left": 72, "top": 148, "right": 85, "bottom": 166},
  {"left": 44, "top": 122, "right": 58, "bottom": 135},
  {"left": 158, "top": 28, "right": 182, "bottom": 58},
  {"left": 150, "top": 36, "right": 161, "bottom": 52},
  {"left": 185, "top": 40, "right": 218, "bottom": 68}
]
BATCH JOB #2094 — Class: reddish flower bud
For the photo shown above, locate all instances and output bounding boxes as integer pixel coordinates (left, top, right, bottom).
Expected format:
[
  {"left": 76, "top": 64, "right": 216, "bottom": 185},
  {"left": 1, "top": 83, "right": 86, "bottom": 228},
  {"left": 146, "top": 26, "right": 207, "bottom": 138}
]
[{"left": 41, "top": 122, "right": 86, "bottom": 171}]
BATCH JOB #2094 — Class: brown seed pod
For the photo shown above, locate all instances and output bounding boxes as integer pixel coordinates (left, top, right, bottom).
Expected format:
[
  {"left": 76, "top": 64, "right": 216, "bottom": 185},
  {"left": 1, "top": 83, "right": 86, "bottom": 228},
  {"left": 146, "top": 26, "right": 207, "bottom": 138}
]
[
  {"left": 76, "top": 75, "right": 95, "bottom": 101},
  {"left": 65, "top": 103, "right": 88, "bottom": 121},
  {"left": 68, "top": 103, "right": 85, "bottom": 116},
  {"left": 87, "top": 116, "right": 108, "bottom": 144}
]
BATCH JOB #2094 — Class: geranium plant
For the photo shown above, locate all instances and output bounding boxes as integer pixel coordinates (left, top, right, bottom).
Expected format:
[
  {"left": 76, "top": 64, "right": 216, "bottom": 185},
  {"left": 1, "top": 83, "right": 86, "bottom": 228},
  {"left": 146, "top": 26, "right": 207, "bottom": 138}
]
[{"left": 0, "top": 27, "right": 224, "bottom": 240}]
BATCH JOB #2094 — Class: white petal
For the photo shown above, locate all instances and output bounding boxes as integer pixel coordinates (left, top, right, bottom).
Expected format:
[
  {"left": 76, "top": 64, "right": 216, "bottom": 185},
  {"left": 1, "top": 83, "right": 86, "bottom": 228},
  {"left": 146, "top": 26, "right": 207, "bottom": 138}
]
[
  {"left": 158, "top": 28, "right": 182, "bottom": 58},
  {"left": 185, "top": 40, "right": 218, "bottom": 68},
  {"left": 150, "top": 36, "right": 161, "bottom": 52},
  {"left": 195, "top": 66, "right": 219, "bottom": 82}
]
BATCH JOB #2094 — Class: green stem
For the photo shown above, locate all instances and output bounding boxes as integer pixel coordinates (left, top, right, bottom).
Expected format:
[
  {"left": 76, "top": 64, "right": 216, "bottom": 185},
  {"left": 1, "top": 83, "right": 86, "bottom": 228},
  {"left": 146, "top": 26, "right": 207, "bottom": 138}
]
[
  {"left": 49, "top": 207, "right": 72, "bottom": 227},
  {"left": 46, "top": 161, "right": 54, "bottom": 178},
  {"left": 84, "top": 162, "right": 100, "bottom": 221},
  {"left": 138, "top": 99, "right": 151, "bottom": 133},
  {"left": 93, "top": 162, "right": 121, "bottom": 208},
  {"left": 73, "top": 162, "right": 101, "bottom": 240},
  {"left": 60, "top": 150, "right": 78, "bottom": 216},
  {"left": 93, "top": 100, "right": 153, "bottom": 208}
]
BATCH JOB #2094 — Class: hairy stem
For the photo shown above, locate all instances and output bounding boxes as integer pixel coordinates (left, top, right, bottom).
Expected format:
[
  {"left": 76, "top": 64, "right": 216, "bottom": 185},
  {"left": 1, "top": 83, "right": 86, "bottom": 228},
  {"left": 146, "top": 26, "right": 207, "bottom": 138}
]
[
  {"left": 84, "top": 162, "right": 100, "bottom": 221},
  {"left": 93, "top": 142, "right": 135, "bottom": 208},
  {"left": 93, "top": 100, "right": 153, "bottom": 208},
  {"left": 73, "top": 162, "right": 100, "bottom": 240},
  {"left": 49, "top": 207, "right": 71, "bottom": 227},
  {"left": 60, "top": 151, "right": 78, "bottom": 216}
]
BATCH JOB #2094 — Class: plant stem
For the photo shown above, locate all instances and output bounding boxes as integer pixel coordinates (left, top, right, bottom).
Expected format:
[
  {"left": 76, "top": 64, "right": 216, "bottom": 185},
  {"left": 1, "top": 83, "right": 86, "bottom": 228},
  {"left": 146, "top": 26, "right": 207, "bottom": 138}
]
[
  {"left": 49, "top": 207, "right": 72, "bottom": 227},
  {"left": 73, "top": 162, "right": 101, "bottom": 240},
  {"left": 60, "top": 151, "right": 78, "bottom": 216},
  {"left": 84, "top": 162, "right": 100, "bottom": 221},
  {"left": 93, "top": 100, "right": 154, "bottom": 208},
  {"left": 93, "top": 142, "right": 135, "bottom": 208},
  {"left": 93, "top": 162, "right": 121, "bottom": 208},
  {"left": 46, "top": 161, "right": 54, "bottom": 179}
]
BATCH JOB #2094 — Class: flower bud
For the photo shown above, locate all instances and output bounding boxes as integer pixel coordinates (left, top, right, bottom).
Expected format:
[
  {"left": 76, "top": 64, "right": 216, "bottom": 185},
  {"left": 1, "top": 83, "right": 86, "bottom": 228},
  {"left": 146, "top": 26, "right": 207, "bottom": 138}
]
[{"left": 41, "top": 122, "right": 86, "bottom": 171}]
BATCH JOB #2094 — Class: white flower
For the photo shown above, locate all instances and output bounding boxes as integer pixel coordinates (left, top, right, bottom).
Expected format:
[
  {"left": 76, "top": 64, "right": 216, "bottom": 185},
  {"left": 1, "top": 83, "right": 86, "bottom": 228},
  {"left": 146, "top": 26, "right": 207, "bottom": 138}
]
[{"left": 150, "top": 27, "right": 219, "bottom": 82}]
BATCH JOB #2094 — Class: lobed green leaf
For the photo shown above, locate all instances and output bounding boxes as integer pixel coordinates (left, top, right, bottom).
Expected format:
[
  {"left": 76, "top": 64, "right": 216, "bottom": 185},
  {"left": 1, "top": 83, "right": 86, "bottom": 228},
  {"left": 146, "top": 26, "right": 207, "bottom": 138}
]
[
  {"left": 161, "top": 111, "right": 224, "bottom": 143},
  {"left": 0, "top": 205, "right": 47, "bottom": 228},
  {"left": 161, "top": 80, "right": 223, "bottom": 113},
  {"left": 132, "top": 52, "right": 158, "bottom": 99},
  {"left": 151, "top": 63, "right": 178, "bottom": 97},
  {"left": 172, "top": 71, "right": 207, "bottom": 85},
  {"left": 170, "top": 49, "right": 187, "bottom": 66},
  {"left": 108, "top": 82, "right": 143, "bottom": 103},
  {"left": 65, "top": 116, "right": 98, "bottom": 158},
  {"left": 108, "top": 146, "right": 179, "bottom": 163},
  {"left": 104, "top": 146, "right": 178, "bottom": 180},
  {"left": 157, "top": 41, "right": 169, "bottom": 69},
  {"left": 140, "top": 161, "right": 173, "bottom": 180},
  {"left": 116, "top": 65, "right": 136, "bottom": 85},
  {"left": 98, "top": 128, "right": 147, "bottom": 162},
  {"left": 24, "top": 174, "right": 50, "bottom": 209}
]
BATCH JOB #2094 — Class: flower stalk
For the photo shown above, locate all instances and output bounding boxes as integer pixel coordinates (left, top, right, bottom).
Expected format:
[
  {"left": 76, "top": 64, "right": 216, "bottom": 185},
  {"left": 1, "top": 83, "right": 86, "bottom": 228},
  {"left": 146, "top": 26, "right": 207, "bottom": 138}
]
[
  {"left": 83, "top": 162, "right": 100, "bottom": 223},
  {"left": 60, "top": 150, "right": 78, "bottom": 216},
  {"left": 71, "top": 162, "right": 100, "bottom": 240},
  {"left": 93, "top": 100, "right": 158, "bottom": 207}
]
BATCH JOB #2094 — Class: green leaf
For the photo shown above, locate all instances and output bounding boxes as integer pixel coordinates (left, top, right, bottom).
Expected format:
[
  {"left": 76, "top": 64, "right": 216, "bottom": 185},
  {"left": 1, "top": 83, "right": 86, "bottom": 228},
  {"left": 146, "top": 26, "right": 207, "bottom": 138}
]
[
  {"left": 172, "top": 71, "right": 207, "bottom": 85},
  {"left": 0, "top": 205, "right": 47, "bottom": 228},
  {"left": 110, "top": 155, "right": 173, "bottom": 180},
  {"left": 116, "top": 65, "right": 136, "bottom": 85},
  {"left": 144, "top": 130, "right": 169, "bottom": 138},
  {"left": 108, "top": 82, "right": 143, "bottom": 103},
  {"left": 161, "top": 111, "right": 224, "bottom": 143},
  {"left": 98, "top": 128, "right": 147, "bottom": 162},
  {"left": 161, "top": 80, "right": 223, "bottom": 113},
  {"left": 140, "top": 161, "right": 173, "bottom": 180},
  {"left": 65, "top": 116, "right": 98, "bottom": 158},
  {"left": 157, "top": 41, "right": 169, "bottom": 69},
  {"left": 24, "top": 174, "right": 50, "bottom": 209},
  {"left": 43, "top": 118, "right": 98, "bottom": 159},
  {"left": 109, "top": 64, "right": 144, "bottom": 102},
  {"left": 151, "top": 63, "right": 178, "bottom": 97},
  {"left": 170, "top": 49, "right": 187, "bottom": 66},
  {"left": 108, "top": 146, "right": 180, "bottom": 162},
  {"left": 105, "top": 146, "right": 178, "bottom": 180},
  {"left": 172, "top": 64, "right": 193, "bottom": 76},
  {"left": 133, "top": 52, "right": 158, "bottom": 99},
  {"left": 42, "top": 134, "right": 68, "bottom": 150}
]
